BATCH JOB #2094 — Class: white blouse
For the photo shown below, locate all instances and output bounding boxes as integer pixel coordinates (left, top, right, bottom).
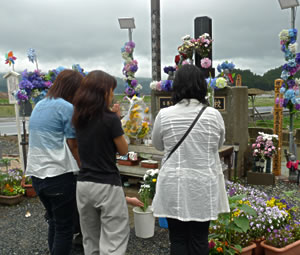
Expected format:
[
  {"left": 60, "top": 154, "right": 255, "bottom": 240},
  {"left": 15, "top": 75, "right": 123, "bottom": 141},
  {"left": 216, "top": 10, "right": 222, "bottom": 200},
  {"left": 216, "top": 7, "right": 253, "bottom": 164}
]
[{"left": 152, "top": 99, "right": 230, "bottom": 222}]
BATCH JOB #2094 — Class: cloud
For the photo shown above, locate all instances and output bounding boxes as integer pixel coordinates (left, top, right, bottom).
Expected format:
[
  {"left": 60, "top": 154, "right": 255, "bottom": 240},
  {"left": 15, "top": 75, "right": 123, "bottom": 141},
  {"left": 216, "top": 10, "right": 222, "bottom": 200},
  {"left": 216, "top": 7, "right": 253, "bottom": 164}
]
[{"left": 0, "top": 0, "right": 296, "bottom": 77}]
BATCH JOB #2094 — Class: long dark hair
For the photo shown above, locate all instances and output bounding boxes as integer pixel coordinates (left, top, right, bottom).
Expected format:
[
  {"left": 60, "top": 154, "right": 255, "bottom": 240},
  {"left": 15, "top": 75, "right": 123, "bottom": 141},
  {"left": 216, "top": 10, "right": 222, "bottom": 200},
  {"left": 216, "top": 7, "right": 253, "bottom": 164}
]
[
  {"left": 72, "top": 70, "right": 117, "bottom": 129},
  {"left": 46, "top": 69, "right": 83, "bottom": 103},
  {"left": 172, "top": 64, "right": 208, "bottom": 105}
]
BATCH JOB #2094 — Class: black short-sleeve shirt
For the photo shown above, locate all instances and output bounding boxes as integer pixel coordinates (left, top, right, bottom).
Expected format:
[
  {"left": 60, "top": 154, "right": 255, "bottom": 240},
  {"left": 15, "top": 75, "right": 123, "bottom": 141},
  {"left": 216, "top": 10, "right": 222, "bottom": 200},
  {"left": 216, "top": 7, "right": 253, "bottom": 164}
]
[{"left": 76, "top": 111, "right": 124, "bottom": 186}]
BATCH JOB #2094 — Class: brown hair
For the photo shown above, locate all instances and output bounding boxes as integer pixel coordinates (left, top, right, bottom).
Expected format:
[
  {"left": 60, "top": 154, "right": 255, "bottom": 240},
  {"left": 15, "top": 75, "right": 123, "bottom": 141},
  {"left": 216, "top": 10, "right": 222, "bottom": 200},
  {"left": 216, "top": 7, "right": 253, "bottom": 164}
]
[
  {"left": 72, "top": 70, "right": 117, "bottom": 129},
  {"left": 46, "top": 69, "right": 83, "bottom": 103}
]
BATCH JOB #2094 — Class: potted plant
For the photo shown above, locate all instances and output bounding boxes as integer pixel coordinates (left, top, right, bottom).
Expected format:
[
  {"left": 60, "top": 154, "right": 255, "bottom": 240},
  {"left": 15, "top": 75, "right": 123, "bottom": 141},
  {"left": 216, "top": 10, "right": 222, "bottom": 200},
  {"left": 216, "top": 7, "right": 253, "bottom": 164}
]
[
  {"left": 21, "top": 176, "right": 37, "bottom": 197},
  {"left": 261, "top": 223, "right": 300, "bottom": 255},
  {"left": 0, "top": 168, "right": 25, "bottom": 205},
  {"left": 133, "top": 169, "right": 159, "bottom": 238},
  {"left": 225, "top": 181, "right": 298, "bottom": 255},
  {"left": 210, "top": 193, "right": 257, "bottom": 254}
]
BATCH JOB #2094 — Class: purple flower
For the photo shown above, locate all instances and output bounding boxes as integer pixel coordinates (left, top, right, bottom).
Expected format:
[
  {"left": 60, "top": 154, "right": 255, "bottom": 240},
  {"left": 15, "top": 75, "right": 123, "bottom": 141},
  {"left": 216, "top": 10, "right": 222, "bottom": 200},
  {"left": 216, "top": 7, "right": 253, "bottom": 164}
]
[
  {"left": 125, "top": 87, "right": 135, "bottom": 96},
  {"left": 295, "top": 53, "right": 300, "bottom": 64},
  {"left": 130, "top": 65, "right": 138, "bottom": 72},
  {"left": 131, "top": 79, "right": 138, "bottom": 87}
]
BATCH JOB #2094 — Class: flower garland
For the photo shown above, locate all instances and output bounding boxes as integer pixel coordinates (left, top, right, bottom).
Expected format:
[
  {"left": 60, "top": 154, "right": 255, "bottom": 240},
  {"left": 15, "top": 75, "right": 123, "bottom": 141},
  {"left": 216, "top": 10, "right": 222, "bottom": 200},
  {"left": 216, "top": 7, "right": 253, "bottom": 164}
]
[
  {"left": 277, "top": 29, "right": 300, "bottom": 110},
  {"left": 121, "top": 41, "right": 142, "bottom": 97}
]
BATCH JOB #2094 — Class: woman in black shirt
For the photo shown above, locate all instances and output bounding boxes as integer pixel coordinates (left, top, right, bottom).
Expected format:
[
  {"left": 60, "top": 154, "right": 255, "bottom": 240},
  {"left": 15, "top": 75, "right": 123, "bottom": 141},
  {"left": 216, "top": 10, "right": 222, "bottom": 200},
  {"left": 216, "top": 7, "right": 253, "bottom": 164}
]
[{"left": 72, "top": 70, "right": 129, "bottom": 255}]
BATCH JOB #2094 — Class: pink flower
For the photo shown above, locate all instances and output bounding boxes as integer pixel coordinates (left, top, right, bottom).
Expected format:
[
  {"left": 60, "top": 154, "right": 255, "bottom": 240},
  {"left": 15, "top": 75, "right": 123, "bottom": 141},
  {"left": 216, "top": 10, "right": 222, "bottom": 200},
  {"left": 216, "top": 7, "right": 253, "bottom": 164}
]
[
  {"left": 201, "top": 58, "right": 211, "bottom": 68},
  {"left": 156, "top": 81, "right": 162, "bottom": 91},
  {"left": 257, "top": 144, "right": 260, "bottom": 148},
  {"left": 252, "top": 144, "right": 256, "bottom": 148}
]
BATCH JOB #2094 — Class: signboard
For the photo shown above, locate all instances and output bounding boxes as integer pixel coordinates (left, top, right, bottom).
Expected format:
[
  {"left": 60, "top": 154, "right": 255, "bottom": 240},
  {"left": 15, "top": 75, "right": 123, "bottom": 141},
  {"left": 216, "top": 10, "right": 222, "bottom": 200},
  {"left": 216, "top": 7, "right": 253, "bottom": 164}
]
[
  {"left": 159, "top": 96, "right": 173, "bottom": 109},
  {"left": 273, "top": 79, "right": 283, "bottom": 176},
  {"left": 214, "top": 96, "right": 225, "bottom": 111},
  {"left": 7, "top": 76, "right": 19, "bottom": 104},
  {"left": 235, "top": 74, "right": 242, "bottom": 86}
]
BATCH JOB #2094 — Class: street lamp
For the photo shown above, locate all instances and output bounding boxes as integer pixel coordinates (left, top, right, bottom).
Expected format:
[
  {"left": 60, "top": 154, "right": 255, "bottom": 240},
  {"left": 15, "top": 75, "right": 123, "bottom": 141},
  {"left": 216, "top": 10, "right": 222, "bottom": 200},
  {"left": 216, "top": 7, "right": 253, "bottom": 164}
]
[
  {"left": 233, "top": 143, "right": 240, "bottom": 181},
  {"left": 118, "top": 17, "right": 135, "bottom": 42},
  {"left": 278, "top": 0, "right": 299, "bottom": 28}
]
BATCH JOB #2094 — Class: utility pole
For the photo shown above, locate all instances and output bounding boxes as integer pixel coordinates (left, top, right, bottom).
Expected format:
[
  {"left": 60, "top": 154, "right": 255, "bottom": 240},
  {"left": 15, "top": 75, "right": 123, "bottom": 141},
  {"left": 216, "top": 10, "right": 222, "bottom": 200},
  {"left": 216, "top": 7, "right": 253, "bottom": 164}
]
[{"left": 151, "top": 0, "right": 161, "bottom": 81}]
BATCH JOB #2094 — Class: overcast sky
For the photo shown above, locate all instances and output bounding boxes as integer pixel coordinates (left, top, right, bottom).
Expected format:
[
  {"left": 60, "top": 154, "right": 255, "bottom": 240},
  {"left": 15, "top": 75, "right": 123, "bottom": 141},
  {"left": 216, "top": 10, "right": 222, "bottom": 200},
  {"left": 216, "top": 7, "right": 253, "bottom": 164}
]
[{"left": 0, "top": 0, "right": 299, "bottom": 79}]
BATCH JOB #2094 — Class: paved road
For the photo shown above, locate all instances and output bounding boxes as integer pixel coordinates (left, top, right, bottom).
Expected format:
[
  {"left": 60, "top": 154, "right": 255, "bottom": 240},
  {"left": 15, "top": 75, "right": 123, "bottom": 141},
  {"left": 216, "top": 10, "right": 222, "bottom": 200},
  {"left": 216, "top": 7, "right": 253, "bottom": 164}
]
[
  {"left": 0, "top": 117, "right": 29, "bottom": 136},
  {"left": 0, "top": 107, "right": 287, "bottom": 136}
]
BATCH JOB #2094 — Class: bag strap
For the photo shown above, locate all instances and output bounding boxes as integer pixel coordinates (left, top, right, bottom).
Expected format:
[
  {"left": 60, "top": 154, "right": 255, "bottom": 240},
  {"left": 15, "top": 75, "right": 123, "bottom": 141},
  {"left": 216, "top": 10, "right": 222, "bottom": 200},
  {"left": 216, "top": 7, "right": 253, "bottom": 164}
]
[{"left": 164, "top": 106, "right": 207, "bottom": 162}]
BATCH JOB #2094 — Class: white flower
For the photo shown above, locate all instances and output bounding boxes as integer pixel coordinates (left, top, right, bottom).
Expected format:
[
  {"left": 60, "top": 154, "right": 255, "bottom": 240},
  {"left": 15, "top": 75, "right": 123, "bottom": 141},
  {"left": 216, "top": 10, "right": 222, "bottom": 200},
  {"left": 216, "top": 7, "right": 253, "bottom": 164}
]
[
  {"left": 136, "top": 84, "right": 143, "bottom": 91},
  {"left": 279, "top": 29, "right": 289, "bottom": 41},
  {"left": 182, "top": 35, "right": 191, "bottom": 41},
  {"left": 295, "top": 78, "right": 300, "bottom": 86},
  {"left": 150, "top": 81, "right": 158, "bottom": 90},
  {"left": 289, "top": 43, "right": 298, "bottom": 54}
]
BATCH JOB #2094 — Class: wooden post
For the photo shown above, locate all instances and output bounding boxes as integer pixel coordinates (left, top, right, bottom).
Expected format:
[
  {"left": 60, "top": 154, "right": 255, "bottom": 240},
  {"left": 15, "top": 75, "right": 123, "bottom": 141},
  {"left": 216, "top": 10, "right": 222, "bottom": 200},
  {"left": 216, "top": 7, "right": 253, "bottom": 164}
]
[
  {"left": 151, "top": 0, "right": 161, "bottom": 81},
  {"left": 273, "top": 79, "right": 283, "bottom": 176},
  {"left": 3, "top": 72, "right": 25, "bottom": 171},
  {"left": 235, "top": 74, "right": 242, "bottom": 86}
]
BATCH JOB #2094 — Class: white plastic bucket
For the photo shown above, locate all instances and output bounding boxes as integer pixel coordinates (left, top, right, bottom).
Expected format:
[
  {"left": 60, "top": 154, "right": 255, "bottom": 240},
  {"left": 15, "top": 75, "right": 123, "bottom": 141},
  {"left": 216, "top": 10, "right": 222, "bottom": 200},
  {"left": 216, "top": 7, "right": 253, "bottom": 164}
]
[{"left": 133, "top": 206, "right": 155, "bottom": 238}]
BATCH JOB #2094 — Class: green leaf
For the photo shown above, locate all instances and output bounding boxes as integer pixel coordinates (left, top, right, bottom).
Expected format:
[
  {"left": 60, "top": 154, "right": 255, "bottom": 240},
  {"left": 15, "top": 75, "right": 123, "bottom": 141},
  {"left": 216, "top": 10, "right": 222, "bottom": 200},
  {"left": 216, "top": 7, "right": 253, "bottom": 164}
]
[
  {"left": 233, "top": 216, "right": 250, "bottom": 232},
  {"left": 229, "top": 194, "right": 246, "bottom": 202},
  {"left": 232, "top": 73, "right": 236, "bottom": 79},
  {"left": 233, "top": 244, "right": 242, "bottom": 252},
  {"left": 239, "top": 204, "right": 257, "bottom": 216}
]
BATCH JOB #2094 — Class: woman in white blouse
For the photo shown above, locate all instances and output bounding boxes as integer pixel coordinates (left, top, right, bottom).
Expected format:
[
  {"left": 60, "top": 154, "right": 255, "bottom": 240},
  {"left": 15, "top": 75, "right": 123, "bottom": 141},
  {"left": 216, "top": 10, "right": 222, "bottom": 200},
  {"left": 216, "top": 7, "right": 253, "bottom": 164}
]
[{"left": 152, "top": 64, "right": 230, "bottom": 255}]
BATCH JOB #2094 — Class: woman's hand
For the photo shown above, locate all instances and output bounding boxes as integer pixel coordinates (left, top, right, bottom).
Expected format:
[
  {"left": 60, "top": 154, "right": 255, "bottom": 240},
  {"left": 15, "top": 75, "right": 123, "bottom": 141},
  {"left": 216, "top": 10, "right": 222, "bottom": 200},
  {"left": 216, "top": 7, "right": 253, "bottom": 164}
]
[
  {"left": 111, "top": 103, "right": 121, "bottom": 118},
  {"left": 126, "top": 196, "right": 144, "bottom": 207}
]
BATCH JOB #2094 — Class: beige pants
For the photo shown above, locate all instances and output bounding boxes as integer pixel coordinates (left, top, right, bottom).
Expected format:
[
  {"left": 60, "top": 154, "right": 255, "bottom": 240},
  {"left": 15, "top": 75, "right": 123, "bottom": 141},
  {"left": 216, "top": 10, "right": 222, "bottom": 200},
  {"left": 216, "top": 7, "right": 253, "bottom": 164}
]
[{"left": 76, "top": 182, "right": 129, "bottom": 255}]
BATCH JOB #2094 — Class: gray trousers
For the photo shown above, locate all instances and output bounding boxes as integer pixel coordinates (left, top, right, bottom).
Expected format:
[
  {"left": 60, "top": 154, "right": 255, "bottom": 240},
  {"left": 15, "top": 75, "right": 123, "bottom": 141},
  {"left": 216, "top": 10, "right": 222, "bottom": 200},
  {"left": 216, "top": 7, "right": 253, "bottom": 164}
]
[{"left": 76, "top": 182, "right": 129, "bottom": 255}]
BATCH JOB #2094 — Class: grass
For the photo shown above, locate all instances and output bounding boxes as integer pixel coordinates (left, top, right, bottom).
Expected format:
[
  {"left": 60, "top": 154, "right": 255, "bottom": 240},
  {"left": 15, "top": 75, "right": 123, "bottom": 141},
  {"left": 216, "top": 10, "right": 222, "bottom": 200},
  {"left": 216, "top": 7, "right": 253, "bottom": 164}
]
[
  {"left": 0, "top": 105, "right": 15, "bottom": 117},
  {"left": 249, "top": 113, "right": 300, "bottom": 129},
  {"left": 248, "top": 96, "right": 274, "bottom": 108}
]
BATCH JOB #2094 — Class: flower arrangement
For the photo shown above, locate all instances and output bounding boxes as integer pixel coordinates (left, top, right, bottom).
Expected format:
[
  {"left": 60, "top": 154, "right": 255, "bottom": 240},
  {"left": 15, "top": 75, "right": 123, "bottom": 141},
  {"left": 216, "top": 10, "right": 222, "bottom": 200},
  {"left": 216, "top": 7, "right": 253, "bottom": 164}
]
[
  {"left": 15, "top": 69, "right": 52, "bottom": 104},
  {"left": 121, "top": 41, "right": 142, "bottom": 97},
  {"left": 177, "top": 33, "right": 212, "bottom": 66},
  {"left": 121, "top": 96, "right": 150, "bottom": 140},
  {"left": 0, "top": 168, "right": 25, "bottom": 196},
  {"left": 252, "top": 132, "right": 278, "bottom": 160},
  {"left": 149, "top": 80, "right": 173, "bottom": 92},
  {"left": 15, "top": 65, "right": 86, "bottom": 104},
  {"left": 139, "top": 169, "right": 159, "bottom": 211},
  {"left": 217, "top": 61, "right": 235, "bottom": 85},
  {"left": 143, "top": 169, "right": 159, "bottom": 199},
  {"left": 277, "top": 29, "right": 300, "bottom": 110}
]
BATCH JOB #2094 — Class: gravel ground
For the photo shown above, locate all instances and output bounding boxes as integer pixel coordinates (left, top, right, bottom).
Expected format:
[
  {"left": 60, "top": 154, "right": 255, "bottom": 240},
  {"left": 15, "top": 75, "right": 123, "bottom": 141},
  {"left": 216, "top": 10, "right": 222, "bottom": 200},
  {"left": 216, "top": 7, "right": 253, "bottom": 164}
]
[{"left": 0, "top": 180, "right": 299, "bottom": 255}]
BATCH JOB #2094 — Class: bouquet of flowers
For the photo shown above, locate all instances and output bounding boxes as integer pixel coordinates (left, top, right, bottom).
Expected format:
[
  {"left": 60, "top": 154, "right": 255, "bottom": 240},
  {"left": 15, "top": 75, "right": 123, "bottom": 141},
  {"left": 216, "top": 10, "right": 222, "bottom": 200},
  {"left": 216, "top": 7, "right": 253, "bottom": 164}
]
[
  {"left": 217, "top": 61, "right": 235, "bottom": 85},
  {"left": 121, "top": 96, "right": 150, "bottom": 140},
  {"left": 252, "top": 132, "right": 278, "bottom": 160},
  {"left": 15, "top": 69, "right": 52, "bottom": 104},
  {"left": 177, "top": 33, "right": 213, "bottom": 67},
  {"left": 121, "top": 41, "right": 142, "bottom": 97},
  {"left": 277, "top": 29, "right": 300, "bottom": 110},
  {"left": 138, "top": 169, "right": 159, "bottom": 211}
]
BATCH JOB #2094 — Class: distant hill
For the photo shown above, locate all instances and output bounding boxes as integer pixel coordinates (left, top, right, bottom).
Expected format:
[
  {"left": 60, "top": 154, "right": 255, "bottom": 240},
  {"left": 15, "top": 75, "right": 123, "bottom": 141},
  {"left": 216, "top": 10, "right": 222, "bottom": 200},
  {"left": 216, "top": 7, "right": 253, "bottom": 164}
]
[{"left": 1, "top": 66, "right": 299, "bottom": 94}]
